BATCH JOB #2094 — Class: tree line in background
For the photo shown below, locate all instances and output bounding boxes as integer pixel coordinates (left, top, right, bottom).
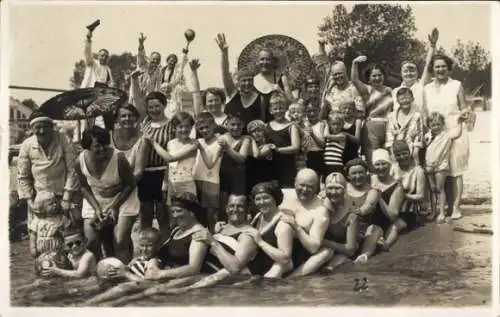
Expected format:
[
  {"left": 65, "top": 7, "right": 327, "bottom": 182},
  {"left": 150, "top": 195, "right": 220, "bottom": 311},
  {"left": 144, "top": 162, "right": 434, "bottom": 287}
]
[{"left": 68, "top": 4, "right": 491, "bottom": 97}]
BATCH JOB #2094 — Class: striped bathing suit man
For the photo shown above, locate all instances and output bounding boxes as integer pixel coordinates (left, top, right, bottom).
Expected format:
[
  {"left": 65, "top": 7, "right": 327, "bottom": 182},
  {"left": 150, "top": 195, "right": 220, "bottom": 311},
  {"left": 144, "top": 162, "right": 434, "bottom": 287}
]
[{"left": 137, "top": 116, "right": 171, "bottom": 203}]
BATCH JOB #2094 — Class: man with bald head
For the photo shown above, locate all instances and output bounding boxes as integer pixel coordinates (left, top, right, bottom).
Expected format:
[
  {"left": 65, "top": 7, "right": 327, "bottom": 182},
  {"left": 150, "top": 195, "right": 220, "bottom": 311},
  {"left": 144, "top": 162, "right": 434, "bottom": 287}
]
[
  {"left": 321, "top": 61, "right": 365, "bottom": 119},
  {"left": 280, "top": 169, "right": 333, "bottom": 277}
]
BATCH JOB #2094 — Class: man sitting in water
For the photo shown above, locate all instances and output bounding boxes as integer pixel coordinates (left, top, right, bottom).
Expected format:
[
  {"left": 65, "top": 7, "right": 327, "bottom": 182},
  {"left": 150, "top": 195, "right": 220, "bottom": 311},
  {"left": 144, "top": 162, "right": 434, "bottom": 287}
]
[
  {"left": 40, "top": 227, "right": 97, "bottom": 278},
  {"left": 280, "top": 168, "right": 333, "bottom": 277}
]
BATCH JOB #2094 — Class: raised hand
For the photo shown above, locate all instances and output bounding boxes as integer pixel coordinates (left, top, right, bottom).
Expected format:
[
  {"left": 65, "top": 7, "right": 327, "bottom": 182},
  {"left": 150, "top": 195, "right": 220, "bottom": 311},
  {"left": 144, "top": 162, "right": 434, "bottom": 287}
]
[
  {"left": 189, "top": 59, "right": 201, "bottom": 71},
  {"left": 139, "top": 33, "right": 147, "bottom": 46},
  {"left": 353, "top": 56, "right": 368, "bottom": 64},
  {"left": 215, "top": 33, "right": 228, "bottom": 51},
  {"left": 428, "top": 28, "right": 439, "bottom": 46}
]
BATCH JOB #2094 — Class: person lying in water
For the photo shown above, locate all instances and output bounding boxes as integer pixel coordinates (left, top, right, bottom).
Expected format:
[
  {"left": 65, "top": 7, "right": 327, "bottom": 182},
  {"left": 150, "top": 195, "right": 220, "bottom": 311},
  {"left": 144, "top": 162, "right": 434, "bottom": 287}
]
[
  {"left": 144, "top": 193, "right": 212, "bottom": 280},
  {"left": 40, "top": 228, "right": 97, "bottom": 279},
  {"left": 279, "top": 168, "right": 333, "bottom": 277}
]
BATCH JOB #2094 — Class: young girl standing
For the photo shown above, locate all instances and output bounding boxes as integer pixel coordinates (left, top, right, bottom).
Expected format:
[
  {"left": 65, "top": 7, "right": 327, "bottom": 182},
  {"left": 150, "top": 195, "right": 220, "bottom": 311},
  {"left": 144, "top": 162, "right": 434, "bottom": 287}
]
[
  {"left": 425, "top": 112, "right": 467, "bottom": 223},
  {"left": 247, "top": 119, "right": 277, "bottom": 189},
  {"left": 192, "top": 112, "right": 223, "bottom": 231},
  {"left": 339, "top": 101, "right": 362, "bottom": 164},
  {"left": 304, "top": 103, "right": 327, "bottom": 180},
  {"left": 150, "top": 112, "right": 198, "bottom": 203},
  {"left": 265, "top": 92, "right": 301, "bottom": 189},
  {"left": 219, "top": 114, "right": 251, "bottom": 217}
]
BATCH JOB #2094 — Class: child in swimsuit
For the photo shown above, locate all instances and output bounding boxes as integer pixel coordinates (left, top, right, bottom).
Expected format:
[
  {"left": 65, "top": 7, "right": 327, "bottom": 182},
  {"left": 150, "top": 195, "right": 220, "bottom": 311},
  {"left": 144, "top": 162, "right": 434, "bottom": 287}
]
[
  {"left": 425, "top": 112, "right": 467, "bottom": 223},
  {"left": 30, "top": 192, "right": 71, "bottom": 258},
  {"left": 40, "top": 228, "right": 97, "bottom": 278}
]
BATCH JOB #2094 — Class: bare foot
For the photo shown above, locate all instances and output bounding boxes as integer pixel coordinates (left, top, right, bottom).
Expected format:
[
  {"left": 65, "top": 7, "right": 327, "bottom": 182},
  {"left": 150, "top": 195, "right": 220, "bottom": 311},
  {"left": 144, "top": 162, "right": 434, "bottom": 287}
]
[
  {"left": 436, "top": 213, "right": 446, "bottom": 223},
  {"left": 354, "top": 254, "right": 368, "bottom": 264},
  {"left": 450, "top": 208, "right": 462, "bottom": 220}
]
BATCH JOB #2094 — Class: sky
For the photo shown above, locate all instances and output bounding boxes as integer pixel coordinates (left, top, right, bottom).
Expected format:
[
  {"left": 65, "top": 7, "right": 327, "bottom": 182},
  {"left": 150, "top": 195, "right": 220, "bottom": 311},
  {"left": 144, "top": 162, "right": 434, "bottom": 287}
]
[{"left": 6, "top": 1, "right": 493, "bottom": 105}]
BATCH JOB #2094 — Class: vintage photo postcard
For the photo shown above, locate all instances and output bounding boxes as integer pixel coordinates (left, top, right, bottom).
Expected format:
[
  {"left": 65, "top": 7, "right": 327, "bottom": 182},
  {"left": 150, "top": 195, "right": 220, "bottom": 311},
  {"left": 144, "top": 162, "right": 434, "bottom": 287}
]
[{"left": 1, "top": 1, "right": 497, "bottom": 316}]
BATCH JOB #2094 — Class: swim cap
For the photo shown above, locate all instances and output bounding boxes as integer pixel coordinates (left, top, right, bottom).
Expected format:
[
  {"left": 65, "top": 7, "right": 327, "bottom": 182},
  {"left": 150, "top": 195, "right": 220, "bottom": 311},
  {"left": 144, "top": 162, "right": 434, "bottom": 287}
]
[
  {"left": 372, "top": 148, "right": 392, "bottom": 164},
  {"left": 251, "top": 181, "right": 284, "bottom": 206},
  {"left": 325, "top": 172, "right": 347, "bottom": 189}
]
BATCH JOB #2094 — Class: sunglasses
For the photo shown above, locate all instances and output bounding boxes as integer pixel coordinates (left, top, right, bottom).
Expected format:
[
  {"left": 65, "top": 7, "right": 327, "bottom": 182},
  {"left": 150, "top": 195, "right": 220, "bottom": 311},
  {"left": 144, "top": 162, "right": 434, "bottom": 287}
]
[{"left": 66, "top": 240, "right": 83, "bottom": 248}]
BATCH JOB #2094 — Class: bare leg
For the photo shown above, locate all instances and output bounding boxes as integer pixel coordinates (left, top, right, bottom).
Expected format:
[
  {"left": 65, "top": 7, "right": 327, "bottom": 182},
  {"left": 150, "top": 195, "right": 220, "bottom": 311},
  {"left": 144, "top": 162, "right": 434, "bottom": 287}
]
[
  {"left": 29, "top": 231, "right": 38, "bottom": 258},
  {"left": 83, "top": 219, "right": 102, "bottom": 261},
  {"left": 114, "top": 216, "right": 137, "bottom": 264},
  {"left": 264, "top": 261, "right": 293, "bottom": 278},
  {"left": 435, "top": 172, "right": 447, "bottom": 223},
  {"left": 102, "top": 276, "right": 203, "bottom": 307},
  {"left": 155, "top": 200, "right": 170, "bottom": 240},
  {"left": 355, "top": 225, "right": 383, "bottom": 264},
  {"left": 289, "top": 247, "right": 334, "bottom": 277},
  {"left": 139, "top": 201, "right": 154, "bottom": 230},
  {"left": 450, "top": 175, "right": 463, "bottom": 219},
  {"left": 323, "top": 253, "right": 351, "bottom": 272},
  {"left": 383, "top": 219, "right": 407, "bottom": 250}
]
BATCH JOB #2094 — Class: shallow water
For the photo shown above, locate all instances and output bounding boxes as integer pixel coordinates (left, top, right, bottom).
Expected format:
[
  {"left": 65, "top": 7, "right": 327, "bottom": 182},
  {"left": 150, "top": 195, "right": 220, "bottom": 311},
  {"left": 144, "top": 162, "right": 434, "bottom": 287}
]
[{"left": 11, "top": 212, "right": 492, "bottom": 307}]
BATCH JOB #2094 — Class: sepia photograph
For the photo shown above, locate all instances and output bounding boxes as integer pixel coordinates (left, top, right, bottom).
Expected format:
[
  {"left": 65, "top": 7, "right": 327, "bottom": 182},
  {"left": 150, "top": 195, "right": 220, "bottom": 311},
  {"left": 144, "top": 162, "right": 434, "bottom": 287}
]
[{"left": 4, "top": 0, "right": 495, "bottom": 309}]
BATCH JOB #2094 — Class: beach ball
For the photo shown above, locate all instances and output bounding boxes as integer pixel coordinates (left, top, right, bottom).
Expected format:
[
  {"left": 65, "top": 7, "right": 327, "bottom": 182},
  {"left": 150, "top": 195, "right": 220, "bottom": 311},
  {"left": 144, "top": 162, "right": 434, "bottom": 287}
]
[
  {"left": 35, "top": 251, "right": 72, "bottom": 274},
  {"left": 96, "top": 257, "right": 125, "bottom": 280}
]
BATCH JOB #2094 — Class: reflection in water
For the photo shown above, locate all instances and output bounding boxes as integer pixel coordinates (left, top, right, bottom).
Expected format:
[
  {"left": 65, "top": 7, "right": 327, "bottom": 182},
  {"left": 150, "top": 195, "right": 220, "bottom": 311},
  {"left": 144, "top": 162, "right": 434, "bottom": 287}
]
[{"left": 11, "top": 221, "right": 491, "bottom": 306}]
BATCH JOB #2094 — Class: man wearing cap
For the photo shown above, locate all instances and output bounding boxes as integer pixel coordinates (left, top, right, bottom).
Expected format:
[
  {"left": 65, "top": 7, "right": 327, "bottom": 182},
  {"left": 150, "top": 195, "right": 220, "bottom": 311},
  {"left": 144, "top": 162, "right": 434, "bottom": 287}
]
[
  {"left": 280, "top": 169, "right": 332, "bottom": 277},
  {"left": 17, "top": 112, "right": 79, "bottom": 257}
]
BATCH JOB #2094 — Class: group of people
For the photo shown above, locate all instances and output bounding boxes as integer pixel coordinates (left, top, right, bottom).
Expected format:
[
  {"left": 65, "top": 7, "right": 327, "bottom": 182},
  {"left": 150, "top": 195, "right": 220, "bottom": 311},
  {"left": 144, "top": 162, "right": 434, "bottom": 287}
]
[{"left": 16, "top": 26, "right": 475, "bottom": 288}]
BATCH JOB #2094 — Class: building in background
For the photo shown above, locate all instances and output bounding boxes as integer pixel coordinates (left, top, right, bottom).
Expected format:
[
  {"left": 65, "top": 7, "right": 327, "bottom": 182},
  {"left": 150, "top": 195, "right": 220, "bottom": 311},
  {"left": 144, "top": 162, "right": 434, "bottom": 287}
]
[{"left": 9, "top": 96, "right": 35, "bottom": 144}]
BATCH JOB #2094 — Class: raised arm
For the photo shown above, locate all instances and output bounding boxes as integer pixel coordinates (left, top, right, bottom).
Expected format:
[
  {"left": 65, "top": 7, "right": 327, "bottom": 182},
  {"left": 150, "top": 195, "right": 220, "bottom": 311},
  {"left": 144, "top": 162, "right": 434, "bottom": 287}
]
[
  {"left": 128, "top": 69, "right": 147, "bottom": 121},
  {"left": 420, "top": 28, "right": 439, "bottom": 86},
  {"left": 137, "top": 33, "right": 148, "bottom": 70},
  {"left": 215, "top": 33, "right": 236, "bottom": 97},
  {"left": 350, "top": 56, "right": 370, "bottom": 97},
  {"left": 84, "top": 31, "right": 95, "bottom": 67},
  {"left": 189, "top": 59, "right": 203, "bottom": 118}
]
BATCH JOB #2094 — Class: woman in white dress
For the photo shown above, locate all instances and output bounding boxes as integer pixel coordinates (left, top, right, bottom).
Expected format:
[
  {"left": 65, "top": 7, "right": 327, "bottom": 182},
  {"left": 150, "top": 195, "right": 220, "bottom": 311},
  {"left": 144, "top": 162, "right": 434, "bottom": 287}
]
[
  {"left": 75, "top": 126, "right": 139, "bottom": 262},
  {"left": 423, "top": 54, "right": 471, "bottom": 220}
]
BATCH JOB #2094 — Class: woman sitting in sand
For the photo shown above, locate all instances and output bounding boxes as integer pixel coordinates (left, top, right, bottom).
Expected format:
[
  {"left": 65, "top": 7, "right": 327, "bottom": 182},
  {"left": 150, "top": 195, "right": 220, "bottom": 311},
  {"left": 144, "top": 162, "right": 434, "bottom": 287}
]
[{"left": 321, "top": 172, "right": 360, "bottom": 272}]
